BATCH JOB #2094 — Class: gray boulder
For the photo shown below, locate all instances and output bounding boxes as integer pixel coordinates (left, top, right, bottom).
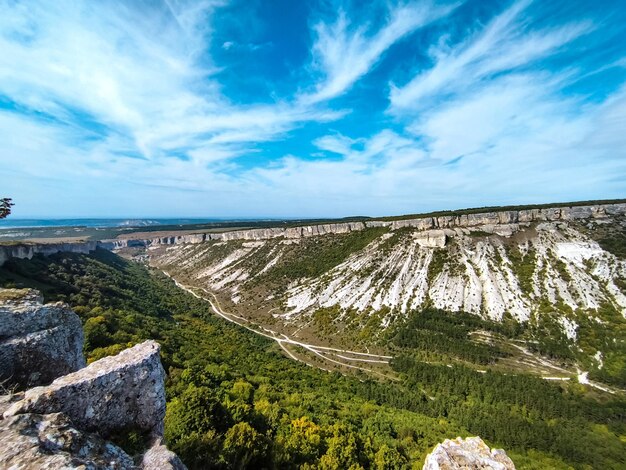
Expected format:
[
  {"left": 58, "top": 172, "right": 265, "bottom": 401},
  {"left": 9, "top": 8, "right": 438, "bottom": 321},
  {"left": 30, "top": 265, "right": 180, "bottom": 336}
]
[
  {"left": 0, "top": 411, "right": 137, "bottom": 469},
  {"left": 0, "top": 288, "right": 85, "bottom": 389},
  {"left": 142, "top": 439, "right": 187, "bottom": 470},
  {"left": 4, "top": 341, "right": 166, "bottom": 437}
]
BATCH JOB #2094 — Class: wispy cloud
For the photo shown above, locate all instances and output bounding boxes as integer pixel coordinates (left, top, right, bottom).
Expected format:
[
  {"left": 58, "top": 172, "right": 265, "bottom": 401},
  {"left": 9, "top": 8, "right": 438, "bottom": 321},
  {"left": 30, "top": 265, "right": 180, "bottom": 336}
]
[
  {"left": 300, "top": 1, "right": 460, "bottom": 104},
  {"left": 0, "top": 0, "right": 345, "bottom": 169},
  {"left": 0, "top": 0, "right": 624, "bottom": 218},
  {"left": 389, "top": 0, "right": 592, "bottom": 112}
]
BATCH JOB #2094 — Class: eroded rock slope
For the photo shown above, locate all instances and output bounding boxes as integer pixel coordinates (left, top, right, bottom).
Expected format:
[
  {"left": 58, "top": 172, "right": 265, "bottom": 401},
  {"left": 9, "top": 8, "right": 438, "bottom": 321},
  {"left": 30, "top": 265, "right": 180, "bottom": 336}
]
[{"left": 151, "top": 218, "right": 626, "bottom": 326}]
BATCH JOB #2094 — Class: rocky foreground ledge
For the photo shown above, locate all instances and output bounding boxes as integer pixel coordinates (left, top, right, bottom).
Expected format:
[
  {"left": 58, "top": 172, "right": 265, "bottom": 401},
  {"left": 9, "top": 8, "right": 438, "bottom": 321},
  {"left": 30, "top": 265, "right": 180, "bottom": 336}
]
[{"left": 0, "top": 288, "right": 186, "bottom": 469}]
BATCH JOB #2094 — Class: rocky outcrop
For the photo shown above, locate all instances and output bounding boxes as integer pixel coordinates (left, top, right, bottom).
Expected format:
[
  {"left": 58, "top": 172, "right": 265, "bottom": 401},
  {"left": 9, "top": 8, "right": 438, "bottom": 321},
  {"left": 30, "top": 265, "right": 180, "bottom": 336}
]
[
  {"left": 0, "top": 412, "right": 137, "bottom": 469},
  {"left": 4, "top": 341, "right": 166, "bottom": 436},
  {"left": 0, "top": 289, "right": 186, "bottom": 469},
  {"left": 0, "top": 240, "right": 99, "bottom": 266},
  {"left": 108, "top": 202, "right": 626, "bottom": 249},
  {"left": 423, "top": 437, "right": 515, "bottom": 469},
  {"left": 142, "top": 439, "right": 187, "bottom": 470},
  {"left": 0, "top": 289, "right": 85, "bottom": 389},
  {"left": 383, "top": 203, "right": 626, "bottom": 232},
  {"left": 414, "top": 230, "right": 447, "bottom": 248}
]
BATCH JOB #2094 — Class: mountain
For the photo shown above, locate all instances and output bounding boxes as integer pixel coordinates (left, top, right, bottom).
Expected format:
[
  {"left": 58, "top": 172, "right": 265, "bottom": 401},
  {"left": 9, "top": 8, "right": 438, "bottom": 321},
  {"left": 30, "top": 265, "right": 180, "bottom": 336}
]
[{"left": 145, "top": 202, "right": 626, "bottom": 388}]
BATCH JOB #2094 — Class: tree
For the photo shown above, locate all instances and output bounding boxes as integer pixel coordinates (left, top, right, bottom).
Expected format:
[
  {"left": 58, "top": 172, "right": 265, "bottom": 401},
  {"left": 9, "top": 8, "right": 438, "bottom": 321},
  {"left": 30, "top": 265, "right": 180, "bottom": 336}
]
[
  {"left": 319, "top": 424, "right": 364, "bottom": 470},
  {"left": 373, "top": 444, "right": 407, "bottom": 470},
  {"left": 0, "top": 198, "right": 13, "bottom": 219},
  {"left": 222, "top": 422, "right": 268, "bottom": 469},
  {"left": 281, "top": 416, "right": 323, "bottom": 466},
  {"left": 165, "top": 385, "right": 233, "bottom": 468}
]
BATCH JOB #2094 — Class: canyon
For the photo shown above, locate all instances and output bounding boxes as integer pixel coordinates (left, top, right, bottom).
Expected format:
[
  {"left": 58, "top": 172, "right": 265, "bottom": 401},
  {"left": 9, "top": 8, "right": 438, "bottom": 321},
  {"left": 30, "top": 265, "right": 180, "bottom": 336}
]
[
  {"left": 2, "top": 201, "right": 625, "bottom": 386},
  {"left": 143, "top": 203, "right": 626, "bottom": 382}
]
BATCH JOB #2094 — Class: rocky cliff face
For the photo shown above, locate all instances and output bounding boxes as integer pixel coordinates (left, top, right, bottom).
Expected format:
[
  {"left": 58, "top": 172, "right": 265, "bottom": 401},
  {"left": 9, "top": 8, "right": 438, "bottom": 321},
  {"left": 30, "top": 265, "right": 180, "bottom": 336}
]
[
  {"left": 0, "top": 289, "right": 186, "bottom": 469},
  {"left": 0, "top": 240, "right": 99, "bottom": 266},
  {"left": 149, "top": 208, "right": 626, "bottom": 383},
  {"left": 151, "top": 218, "right": 626, "bottom": 323},
  {"left": 108, "top": 202, "right": 626, "bottom": 248},
  {"left": 423, "top": 437, "right": 515, "bottom": 469},
  {"left": 0, "top": 289, "right": 85, "bottom": 389},
  {"left": 1, "top": 203, "right": 625, "bottom": 265}
]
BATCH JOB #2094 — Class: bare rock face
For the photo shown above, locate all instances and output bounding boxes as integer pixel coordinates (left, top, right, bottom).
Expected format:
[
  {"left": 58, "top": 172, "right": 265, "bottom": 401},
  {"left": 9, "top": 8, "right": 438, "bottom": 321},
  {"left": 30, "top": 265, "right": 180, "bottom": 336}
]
[
  {"left": 0, "top": 241, "right": 99, "bottom": 266},
  {"left": 0, "top": 290, "right": 186, "bottom": 469},
  {"left": 413, "top": 230, "right": 447, "bottom": 248},
  {"left": 423, "top": 437, "right": 515, "bottom": 470},
  {"left": 0, "top": 411, "right": 137, "bottom": 469},
  {"left": 4, "top": 341, "right": 166, "bottom": 437},
  {"left": 143, "top": 439, "right": 187, "bottom": 470},
  {"left": 0, "top": 288, "right": 85, "bottom": 389}
]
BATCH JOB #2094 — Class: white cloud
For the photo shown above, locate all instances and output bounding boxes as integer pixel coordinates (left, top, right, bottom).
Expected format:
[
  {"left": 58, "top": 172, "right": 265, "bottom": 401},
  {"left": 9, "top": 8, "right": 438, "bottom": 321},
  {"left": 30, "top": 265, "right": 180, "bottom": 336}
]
[
  {"left": 0, "top": 0, "right": 624, "bottom": 219},
  {"left": 313, "top": 134, "right": 357, "bottom": 155},
  {"left": 0, "top": 0, "right": 347, "bottom": 169},
  {"left": 300, "top": 1, "right": 459, "bottom": 104},
  {"left": 389, "top": 0, "right": 592, "bottom": 112}
]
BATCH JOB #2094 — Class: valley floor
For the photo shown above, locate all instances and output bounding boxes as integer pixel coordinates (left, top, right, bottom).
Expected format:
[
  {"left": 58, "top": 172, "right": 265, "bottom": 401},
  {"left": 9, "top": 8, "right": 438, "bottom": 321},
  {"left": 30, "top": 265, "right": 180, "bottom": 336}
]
[{"left": 162, "top": 268, "right": 625, "bottom": 397}]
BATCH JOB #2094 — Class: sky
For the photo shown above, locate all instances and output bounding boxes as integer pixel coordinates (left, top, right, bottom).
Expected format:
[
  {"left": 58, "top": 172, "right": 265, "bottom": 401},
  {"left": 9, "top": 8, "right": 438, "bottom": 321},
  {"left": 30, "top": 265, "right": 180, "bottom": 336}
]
[{"left": 1, "top": 0, "right": 625, "bottom": 219}]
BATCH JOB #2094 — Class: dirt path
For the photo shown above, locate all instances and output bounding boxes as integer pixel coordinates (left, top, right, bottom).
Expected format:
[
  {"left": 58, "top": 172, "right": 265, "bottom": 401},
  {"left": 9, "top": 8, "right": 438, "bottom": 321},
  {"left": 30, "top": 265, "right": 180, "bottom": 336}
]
[
  {"left": 162, "top": 271, "right": 395, "bottom": 377},
  {"left": 162, "top": 271, "right": 624, "bottom": 393}
]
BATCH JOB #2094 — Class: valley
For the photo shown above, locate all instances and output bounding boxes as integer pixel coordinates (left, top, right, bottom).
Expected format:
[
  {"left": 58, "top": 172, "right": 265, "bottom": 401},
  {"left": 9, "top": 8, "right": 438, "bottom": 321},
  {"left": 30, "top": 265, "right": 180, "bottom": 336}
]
[
  {"left": 135, "top": 203, "right": 626, "bottom": 392},
  {"left": 1, "top": 201, "right": 626, "bottom": 469}
]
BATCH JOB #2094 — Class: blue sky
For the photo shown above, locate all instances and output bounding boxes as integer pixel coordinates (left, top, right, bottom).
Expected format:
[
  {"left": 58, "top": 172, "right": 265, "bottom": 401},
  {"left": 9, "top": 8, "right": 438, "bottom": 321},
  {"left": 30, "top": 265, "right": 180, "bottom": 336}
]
[{"left": 1, "top": 0, "right": 625, "bottom": 218}]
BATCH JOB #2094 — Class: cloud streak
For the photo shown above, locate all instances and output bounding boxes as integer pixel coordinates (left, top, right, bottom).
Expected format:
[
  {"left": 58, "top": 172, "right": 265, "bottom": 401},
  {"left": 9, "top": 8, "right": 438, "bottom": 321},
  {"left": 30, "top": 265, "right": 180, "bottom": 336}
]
[
  {"left": 300, "top": 1, "right": 460, "bottom": 104},
  {"left": 389, "top": 0, "right": 593, "bottom": 112}
]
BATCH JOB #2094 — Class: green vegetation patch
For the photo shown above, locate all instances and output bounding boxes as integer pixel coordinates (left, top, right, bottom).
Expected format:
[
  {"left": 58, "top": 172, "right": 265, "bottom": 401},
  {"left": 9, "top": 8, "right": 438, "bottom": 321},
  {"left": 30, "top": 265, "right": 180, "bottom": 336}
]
[
  {"left": 260, "top": 227, "right": 387, "bottom": 281},
  {"left": 598, "top": 231, "right": 626, "bottom": 259},
  {"left": 390, "top": 309, "right": 520, "bottom": 365},
  {"left": 505, "top": 244, "right": 537, "bottom": 295},
  {"left": 391, "top": 356, "right": 626, "bottom": 469}
]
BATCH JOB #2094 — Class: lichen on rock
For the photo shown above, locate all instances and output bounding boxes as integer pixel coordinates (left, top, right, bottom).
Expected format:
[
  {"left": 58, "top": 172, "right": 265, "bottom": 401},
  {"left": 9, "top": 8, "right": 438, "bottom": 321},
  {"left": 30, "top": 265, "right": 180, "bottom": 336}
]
[{"left": 4, "top": 340, "right": 166, "bottom": 437}]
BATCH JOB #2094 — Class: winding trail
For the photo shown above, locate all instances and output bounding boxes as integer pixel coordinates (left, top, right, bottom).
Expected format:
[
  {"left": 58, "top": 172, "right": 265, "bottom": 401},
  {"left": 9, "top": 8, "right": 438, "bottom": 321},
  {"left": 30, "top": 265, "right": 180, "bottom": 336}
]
[
  {"left": 161, "top": 270, "right": 623, "bottom": 393},
  {"left": 162, "top": 271, "right": 394, "bottom": 378}
]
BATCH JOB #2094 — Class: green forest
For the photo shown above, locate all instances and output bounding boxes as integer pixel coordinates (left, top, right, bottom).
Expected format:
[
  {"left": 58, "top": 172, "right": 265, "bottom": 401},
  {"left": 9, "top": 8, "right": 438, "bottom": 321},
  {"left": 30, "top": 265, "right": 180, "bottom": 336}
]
[{"left": 1, "top": 250, "right": 625, "bottom": 469}]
